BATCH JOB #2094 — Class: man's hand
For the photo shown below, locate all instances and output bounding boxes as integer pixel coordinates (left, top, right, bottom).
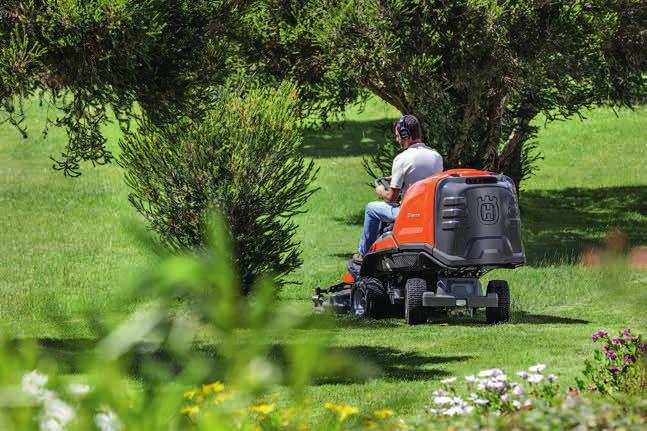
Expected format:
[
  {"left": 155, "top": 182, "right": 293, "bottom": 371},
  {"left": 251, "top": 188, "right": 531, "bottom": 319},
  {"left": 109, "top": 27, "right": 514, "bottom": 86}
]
[
  {"left": 375, "top": 184, "right": 400, "bottom": 202},
  {"left": 375, "top": 183, "right": 387, "bottom": 196}
]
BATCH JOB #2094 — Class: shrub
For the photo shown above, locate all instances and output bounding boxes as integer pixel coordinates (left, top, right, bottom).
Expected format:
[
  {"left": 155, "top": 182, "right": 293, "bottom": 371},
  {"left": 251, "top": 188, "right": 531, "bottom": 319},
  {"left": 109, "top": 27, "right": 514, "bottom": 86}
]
[
  {"left": 119, "top": 83, "right": 318, "bottom": 292},
  {"left": 577, "top": 328, "right": 646, "bottom": 394}
]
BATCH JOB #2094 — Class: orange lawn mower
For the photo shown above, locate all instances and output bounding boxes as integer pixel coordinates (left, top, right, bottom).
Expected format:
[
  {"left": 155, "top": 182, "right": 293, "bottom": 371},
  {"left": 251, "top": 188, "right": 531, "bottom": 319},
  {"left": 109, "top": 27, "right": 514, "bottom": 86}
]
[{"left": 312, "top": 169, "right": 525, "bottom": 325}]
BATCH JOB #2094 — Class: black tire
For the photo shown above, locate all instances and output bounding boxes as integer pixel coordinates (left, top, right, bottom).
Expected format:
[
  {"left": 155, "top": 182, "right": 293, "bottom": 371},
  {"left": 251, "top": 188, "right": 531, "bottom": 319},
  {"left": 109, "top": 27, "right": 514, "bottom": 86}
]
[
  {"left": 405, "top": 278, "right": 427, "bottom": 325},
  {"left": 486, "top": 280, "right": 510, "bottom": 324},
  {"left": 351, "top": 277, "right": 386, "bottom": 318}
]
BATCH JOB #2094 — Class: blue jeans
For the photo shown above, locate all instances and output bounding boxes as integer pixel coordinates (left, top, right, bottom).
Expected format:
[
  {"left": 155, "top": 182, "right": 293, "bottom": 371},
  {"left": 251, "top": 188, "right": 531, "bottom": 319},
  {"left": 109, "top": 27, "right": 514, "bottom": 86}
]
[{"left": 358, "top": 201, "right": 400, "bottom": 256}]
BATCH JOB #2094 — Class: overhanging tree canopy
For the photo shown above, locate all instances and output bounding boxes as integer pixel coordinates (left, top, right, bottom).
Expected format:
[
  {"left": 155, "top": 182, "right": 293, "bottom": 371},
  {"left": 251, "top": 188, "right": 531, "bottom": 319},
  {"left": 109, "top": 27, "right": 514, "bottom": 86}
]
[
  {"left": 0, "top": 0, "right": 242, "bottom": 176},
  {"left": 239, "top": 0, "right": 646, "bottom": 185}
]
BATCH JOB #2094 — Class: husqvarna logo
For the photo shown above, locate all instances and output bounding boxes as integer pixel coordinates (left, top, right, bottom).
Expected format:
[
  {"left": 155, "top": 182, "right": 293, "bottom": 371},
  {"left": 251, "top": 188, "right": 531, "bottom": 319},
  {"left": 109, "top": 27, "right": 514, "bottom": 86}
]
[{"left": 478, "top": 195, "right": 499, "bottom": 225}]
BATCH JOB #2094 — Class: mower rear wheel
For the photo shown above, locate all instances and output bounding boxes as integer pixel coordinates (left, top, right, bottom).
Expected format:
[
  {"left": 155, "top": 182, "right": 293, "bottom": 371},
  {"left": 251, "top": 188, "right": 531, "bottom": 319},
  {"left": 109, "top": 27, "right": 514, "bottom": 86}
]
[
  {"left": 405, "top": 278, "right": 427, "bottom": 325},
  {"left": 486, "top": 280, "right": 510, "bottom": 324},
  {"left": 351, "top": 277, "right": 386, "bottom": 318}
]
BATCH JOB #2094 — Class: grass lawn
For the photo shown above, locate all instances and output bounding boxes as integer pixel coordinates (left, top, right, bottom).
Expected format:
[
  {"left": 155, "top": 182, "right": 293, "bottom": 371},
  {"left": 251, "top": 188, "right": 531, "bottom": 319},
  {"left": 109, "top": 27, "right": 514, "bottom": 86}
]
[{"left": 0, "top": 99, "right": 645, "bottom": 418}]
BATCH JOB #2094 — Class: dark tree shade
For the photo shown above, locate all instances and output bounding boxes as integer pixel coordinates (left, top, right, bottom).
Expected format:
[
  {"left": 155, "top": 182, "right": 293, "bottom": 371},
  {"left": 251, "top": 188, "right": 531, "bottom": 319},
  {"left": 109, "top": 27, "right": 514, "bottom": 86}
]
[
  {"left": 238, "top": 0, "right": 646, "bottom": 186},
  {"left": 0, "top": 0, "right": 242, "bottom": 176},
  {"left": 119, "top": 83, "right": 318, "bottom": 292}
]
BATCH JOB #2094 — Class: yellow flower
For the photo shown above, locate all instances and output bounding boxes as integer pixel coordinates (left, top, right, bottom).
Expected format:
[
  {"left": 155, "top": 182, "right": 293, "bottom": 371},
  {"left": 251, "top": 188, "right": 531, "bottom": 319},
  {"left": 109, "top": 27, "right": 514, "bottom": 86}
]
[
  {"left": 364, "top": 420, "right": 379, "bottom": 429},
  {"left": 202, "top": 381, "right": 225, "bottom": 394},
  {"left": 324, "top": 402, "right": 358, "bottom": 422},
  {"left": 195, "top": 394, "right": 205, "bottom": 404},
  {"left": 181, "top": 406, "right": 200, "bottom": 415},
  {"left": 373, "top": 408, "right": 394, "bottom": 419},
  {"left": 214, "top": 392, "right": 234, "bottom": 403},
  {"left": 297, "top": 424, "right": 308, "bottom": 431},
  {"left": 249, "top": 403, "right": 276, "bottom": 415},
  {"left": 183, "top": 389, "right": 197, "bottom": 400}
]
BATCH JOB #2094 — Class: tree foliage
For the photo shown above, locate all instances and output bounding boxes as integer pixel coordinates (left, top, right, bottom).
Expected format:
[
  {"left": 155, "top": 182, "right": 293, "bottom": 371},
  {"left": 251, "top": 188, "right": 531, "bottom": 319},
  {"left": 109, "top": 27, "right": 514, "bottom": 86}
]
[
  {"left": 240, "top": 0, "right": 646, "bottom": 186},
  {"left": 119, "top": 83, "right": 318, "bottom": 292},
  {"left": 0, "top": 0, "right": 241, "bottom": 176}
]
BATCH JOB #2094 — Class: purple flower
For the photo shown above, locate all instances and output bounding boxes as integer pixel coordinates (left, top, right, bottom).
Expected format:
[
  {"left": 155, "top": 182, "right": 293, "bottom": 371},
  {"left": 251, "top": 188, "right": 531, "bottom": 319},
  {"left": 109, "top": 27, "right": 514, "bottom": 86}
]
[
  {"left": 612, "top": 337, "right": 622, "bottom": 346},
  {"left": 623, "top": 354, "right": 633, "bottom": 364},
  {"left": 607, "top": 351, "right": 617, "bottom": 360},
  {"left": 610, "top": 365, "right": 620, "bottom": 374},
  {"left": 587, "top": 386, "right": 597, "bottom": 393},
  {"left": 638, "top": 343, "right": 647, "bottom": 352},
  {"left": 603, "top": 343, "right": 610, "bottom": 351},
  {"left": 623, "top": 328, "right": 631, "bottom": 337},
  {"left": 592, "top": 330, "right": 608, "bottom": 342}
]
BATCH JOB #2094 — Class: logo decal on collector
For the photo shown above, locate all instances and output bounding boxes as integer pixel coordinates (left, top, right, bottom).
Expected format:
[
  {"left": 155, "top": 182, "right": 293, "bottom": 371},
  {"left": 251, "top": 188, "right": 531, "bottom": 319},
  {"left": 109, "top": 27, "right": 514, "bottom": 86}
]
[{"left": 478, "top": 195, "right": 499, "bottom": 225}]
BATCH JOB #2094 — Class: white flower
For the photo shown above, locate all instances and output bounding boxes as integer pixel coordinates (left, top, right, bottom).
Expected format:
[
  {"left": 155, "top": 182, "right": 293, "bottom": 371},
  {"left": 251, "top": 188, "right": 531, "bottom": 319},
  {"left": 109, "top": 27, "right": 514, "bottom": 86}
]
[
  {"left": 485, "top": 379, "right": 506, "bottom": 392},
  {"left": 39, "top": 417, "right": 64, "bottom": 431},
  {"left": 500, "top": 394, "right": 510, "bottom": 402},
  {"left": 468, "top": 393, "right": 489, "bottom": 405},
  {"left": 547, "top": 374, "right": 558, "bottom": 383},
  {"left": 527, "top": 374, "right": 543, "bottom": 384},
  {"left": 528, "top": 364, "right": 546, "bottom": 374},
  {"left": 21, "top": 370, "right": 48, "bottom": 398},
  {"left": 39, "top": 397, "right": 75, "bottom": 431},
  {"left": 512, "top": 400, "right": 521, "bottom": 410},
  {"left": 95, "top": 410, "right": 123, "bottom": 431},
  {"left": 478, "top": 368, "right": 504, "bottom": 378},
  {"left": 464, "top": 375, "right": 478, "bottom": 383},
  {"left": 516, "top": 371, "right": 529, "bottom": 380},
  {"left": 68, "top": 383, "right": 91, "bottom": 397},
  {"left": 444, "top": 404, "right": 473, "bottom": 416},
  {"left": 511, "top": 384, "right": 525, "bottom": 396},
  {"left": 523, "top": 399, "right": 533, "bottom": 408},
  {"left": 43, "top": 398, "right": 75, "bottom": 424},
  {"left": 433, "top": 396, "right": 453, "bottom": 405},
  {"left": 441, "top": 377, "right": 457, "bottom": 385},
  {"left": 433, "top": 389, "right": 448, "bottom": 397}
]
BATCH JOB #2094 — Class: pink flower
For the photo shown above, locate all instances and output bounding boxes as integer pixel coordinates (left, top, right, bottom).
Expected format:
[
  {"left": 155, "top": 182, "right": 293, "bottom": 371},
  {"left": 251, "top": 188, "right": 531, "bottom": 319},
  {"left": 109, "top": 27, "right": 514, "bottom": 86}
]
[
  {"left": 623, "top": 328, "right": 631, "bottom": 337},
  {"left": 623, "top": 354, "right": 633, "bottom": 364},
  {"left": 607, "top": 351, "right": 617, "bottom": 361},
  {"left": 610, "top": 365, "right": 620, "bottom": 374},
  {"left": 638, "top": 343, "right": 647, "bottom": 352},
  {"left": 603, "top": 344, "right": 610, "bottom": 351},
  {"left": 612, "top": 337, "right": 622, "bottom": 346}
]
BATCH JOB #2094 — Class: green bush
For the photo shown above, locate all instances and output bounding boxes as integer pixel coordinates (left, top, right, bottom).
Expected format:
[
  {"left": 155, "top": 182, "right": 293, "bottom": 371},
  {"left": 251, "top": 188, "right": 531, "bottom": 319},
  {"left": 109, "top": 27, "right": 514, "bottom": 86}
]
[
  {"left": 119, "top": 82, "right": 318, "bottom": 292},
  {"left": 0, "top": 0, "right": 237, "bottom": 175}
]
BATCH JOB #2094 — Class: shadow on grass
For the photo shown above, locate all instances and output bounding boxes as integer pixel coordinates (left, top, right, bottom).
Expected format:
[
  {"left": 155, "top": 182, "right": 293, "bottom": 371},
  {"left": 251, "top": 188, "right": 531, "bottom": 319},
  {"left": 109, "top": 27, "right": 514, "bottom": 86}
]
[
  {"left": 316, "top": 345, "right": 469, "bottom": 383},
  {"left": 302, "top": 120, "right": 390, "bottom": 159},
  {"left": 521, "top": 185, "right": 647, "bottom": 266},
  {"left": 511, "top": 311, "right": 589, "bottom": 325},
  {"left": 18, "top": 337, "right": 467, "bottom": 384}
]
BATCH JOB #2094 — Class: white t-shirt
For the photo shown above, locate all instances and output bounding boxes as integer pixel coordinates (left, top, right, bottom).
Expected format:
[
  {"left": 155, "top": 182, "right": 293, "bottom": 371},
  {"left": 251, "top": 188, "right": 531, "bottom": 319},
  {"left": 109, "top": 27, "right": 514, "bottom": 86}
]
[{"left": 390, "top": 143, "right": 443, "bottom": 196}]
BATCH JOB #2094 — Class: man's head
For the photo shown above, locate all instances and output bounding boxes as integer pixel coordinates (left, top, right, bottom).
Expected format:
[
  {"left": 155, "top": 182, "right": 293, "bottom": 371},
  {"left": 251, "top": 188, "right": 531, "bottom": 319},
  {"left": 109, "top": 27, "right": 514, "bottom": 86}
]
[{"left": 395, "top": 115, "right": 422, "bottom": 148}]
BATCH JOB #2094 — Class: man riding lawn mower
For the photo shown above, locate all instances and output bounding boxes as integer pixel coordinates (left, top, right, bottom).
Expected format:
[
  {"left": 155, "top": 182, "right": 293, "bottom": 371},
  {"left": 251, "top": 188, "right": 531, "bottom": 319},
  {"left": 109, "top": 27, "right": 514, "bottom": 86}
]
[{"left": 312, "top": 115, "right": 525, "bottom": 325}]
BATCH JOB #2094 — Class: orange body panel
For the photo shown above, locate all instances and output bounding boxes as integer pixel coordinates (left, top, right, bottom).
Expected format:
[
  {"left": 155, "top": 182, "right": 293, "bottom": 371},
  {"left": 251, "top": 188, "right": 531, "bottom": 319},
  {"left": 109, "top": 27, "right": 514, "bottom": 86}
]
[
  {"left": 373, "top": 169, "right": 493, "bottom": 251},
  {"left": 341, "top": 272, "right": 355, "bottom": 284}
]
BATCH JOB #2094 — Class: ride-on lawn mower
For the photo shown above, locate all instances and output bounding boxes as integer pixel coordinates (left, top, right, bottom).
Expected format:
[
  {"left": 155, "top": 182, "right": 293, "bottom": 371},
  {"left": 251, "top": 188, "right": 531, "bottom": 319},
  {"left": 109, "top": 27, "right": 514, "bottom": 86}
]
[{"left": 312, "top": 169, "right": 525, "bottom": 325}]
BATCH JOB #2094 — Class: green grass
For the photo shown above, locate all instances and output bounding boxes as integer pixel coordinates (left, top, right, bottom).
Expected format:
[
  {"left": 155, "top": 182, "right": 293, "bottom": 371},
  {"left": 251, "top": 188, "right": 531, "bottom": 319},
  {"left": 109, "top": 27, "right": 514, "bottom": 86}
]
[{"left": 0, "top": 100, "right": 645, "bottom": 417}]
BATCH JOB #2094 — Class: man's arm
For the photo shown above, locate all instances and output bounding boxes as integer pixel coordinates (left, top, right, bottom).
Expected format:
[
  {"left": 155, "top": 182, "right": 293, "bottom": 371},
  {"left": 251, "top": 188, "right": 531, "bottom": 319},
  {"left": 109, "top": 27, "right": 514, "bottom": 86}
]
[{"left": 375, "top": 184, "right": 400, "bottom": 202}]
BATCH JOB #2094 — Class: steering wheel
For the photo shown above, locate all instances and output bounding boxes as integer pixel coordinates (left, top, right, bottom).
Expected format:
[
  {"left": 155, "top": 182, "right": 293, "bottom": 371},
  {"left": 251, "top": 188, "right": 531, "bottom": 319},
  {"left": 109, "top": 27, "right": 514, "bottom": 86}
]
[{"left": 374, "top": 177, "right": 391, "bottom": 190}]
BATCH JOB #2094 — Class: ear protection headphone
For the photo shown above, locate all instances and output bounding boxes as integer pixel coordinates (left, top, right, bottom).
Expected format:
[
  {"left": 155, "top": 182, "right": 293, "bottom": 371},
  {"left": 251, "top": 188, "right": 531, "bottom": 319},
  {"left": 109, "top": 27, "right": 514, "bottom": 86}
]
[{"left": 398, "top": 115, "right": 410, "bottom": 140}]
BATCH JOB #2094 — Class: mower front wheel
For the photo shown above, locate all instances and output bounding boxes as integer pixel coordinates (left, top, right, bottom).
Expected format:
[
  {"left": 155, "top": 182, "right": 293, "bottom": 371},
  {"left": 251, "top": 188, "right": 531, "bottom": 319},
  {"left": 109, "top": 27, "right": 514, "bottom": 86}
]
[
  {"left": 351, "top": 277, "right": 386, "bottom": 318},
  {"left": 486, "top": 280, "right": 510, "bottom": 324},
  {"left": 405, "top": 278, "right": 428, "bottom": 325}
]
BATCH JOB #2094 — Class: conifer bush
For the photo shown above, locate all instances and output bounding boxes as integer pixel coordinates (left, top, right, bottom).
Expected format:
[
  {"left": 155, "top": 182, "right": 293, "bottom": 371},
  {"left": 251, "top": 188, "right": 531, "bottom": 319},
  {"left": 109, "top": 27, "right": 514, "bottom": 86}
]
[{"left": 119, "top": 83, "right": 317, "bottom": 292}]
